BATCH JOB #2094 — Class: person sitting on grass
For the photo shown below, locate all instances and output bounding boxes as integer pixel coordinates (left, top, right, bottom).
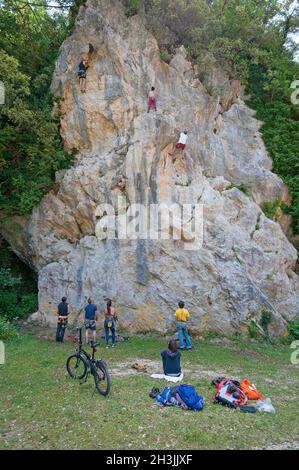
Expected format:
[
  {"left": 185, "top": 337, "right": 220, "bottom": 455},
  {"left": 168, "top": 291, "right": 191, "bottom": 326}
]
[
  {"left": 175, "top": 300, "right": 192, "bottom": 350},
  {"left": 84, "top": 297, "right": 98, "bottom": 343},
  {"left": 161, "top": 339, "right": 182, "bottom": 377}
]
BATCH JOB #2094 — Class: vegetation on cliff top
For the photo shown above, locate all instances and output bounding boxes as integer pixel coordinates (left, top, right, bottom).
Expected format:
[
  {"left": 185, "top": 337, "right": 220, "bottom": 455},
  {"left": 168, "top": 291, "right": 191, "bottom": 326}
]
[
  {"left": 0, "top": 0, "right": 298, "bottom": 229},
  {"left": 125, "top": 0, "right": 299, "bottom": 234}
]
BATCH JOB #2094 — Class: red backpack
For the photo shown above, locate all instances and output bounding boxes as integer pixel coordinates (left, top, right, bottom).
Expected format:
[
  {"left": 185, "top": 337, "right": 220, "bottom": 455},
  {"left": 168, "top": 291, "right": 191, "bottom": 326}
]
[{"left": 211, "top": 377, "right": 248, "bottom": 408}]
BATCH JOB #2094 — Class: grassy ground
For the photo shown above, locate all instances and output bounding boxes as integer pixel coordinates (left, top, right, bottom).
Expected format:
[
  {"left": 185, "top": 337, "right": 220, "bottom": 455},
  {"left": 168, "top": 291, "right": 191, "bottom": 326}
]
[{"left": 0, "top": 329, "right": 298, "bottom": 450}]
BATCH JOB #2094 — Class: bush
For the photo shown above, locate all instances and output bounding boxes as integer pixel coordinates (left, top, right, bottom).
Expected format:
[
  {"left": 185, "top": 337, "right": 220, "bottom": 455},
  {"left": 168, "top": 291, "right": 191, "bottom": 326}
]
[
  {"left": 236, "top": 183, "right": 250, "bottom": 196},
  {"left": 0, "top": 268, "right": 21, "bottom": 289},
  {"left": 0, "top": 317, "right": 19, "bottom": 341},
  {"left": 261, "top": 198, "right": 286, "bottom": 220},
  {"left": 260, "top": 310, "right": 272, "bottom": 340},
  {"left": 229, "top": 182, "right": 250, "bottom": 196},
  {"left": 288, "top": 320, "right": 299, "bottom": 341},
  {"left": 0, "top": 292, "right": 38, "bottom": 321},
  {"left": 159, "top": 48, "right": 171, "bottom": 63},
  {"left": 248, "top": 320, "right": 260, "bottom": 340},
  {"left": 124, "top": 0, "right": 142, "bottom": 17}
]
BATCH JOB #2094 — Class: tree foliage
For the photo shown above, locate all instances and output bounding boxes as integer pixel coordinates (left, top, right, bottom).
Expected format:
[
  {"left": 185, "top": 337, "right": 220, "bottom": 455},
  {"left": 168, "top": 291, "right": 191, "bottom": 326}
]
[
  {"left": 0, "top": 235, "right": 37, "bottom": 320},
  {"left": 0, "top": 0, "right": 75, "bottom": 215}
]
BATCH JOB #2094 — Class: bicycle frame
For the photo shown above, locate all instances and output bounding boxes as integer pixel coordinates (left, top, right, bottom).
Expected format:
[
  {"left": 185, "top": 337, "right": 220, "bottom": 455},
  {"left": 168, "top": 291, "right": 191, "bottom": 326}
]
[
  {"left": 76, "top": 327, "right": 97, "bottom": 365},
  {"left": 67, "top": 325, "right": 111, "bottom": 396}
]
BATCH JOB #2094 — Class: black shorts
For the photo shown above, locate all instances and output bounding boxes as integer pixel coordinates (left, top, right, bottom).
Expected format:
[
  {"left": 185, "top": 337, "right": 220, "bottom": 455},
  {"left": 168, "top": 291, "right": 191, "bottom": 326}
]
[{"left": 78, "top": 71, "right": 86, "bottom": 79}]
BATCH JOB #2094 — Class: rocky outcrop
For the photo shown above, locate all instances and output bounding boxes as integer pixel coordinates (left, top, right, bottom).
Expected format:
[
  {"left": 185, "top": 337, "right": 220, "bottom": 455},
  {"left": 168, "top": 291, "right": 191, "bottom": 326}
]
[{"left": 1, "top": 0, "right": 298, "bottom": 336}]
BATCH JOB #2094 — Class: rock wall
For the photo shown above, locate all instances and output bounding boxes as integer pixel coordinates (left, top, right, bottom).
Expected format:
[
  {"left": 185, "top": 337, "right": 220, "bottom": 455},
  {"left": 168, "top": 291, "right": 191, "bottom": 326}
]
[{"left": 1, "top": 0, "right": 298, "bottom": 336}]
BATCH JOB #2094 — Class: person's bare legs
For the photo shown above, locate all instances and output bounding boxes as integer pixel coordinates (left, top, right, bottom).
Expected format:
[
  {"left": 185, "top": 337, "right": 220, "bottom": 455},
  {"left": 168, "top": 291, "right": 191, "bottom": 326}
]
[
  {"left": 93, "top": 330, "right": 96, "bottom": 343},
  {"left": 79, "top": 78, "right": 86, "bottom": 92},
  {"left": 85, "top": 328, "right": 89, "bottom": 344}
]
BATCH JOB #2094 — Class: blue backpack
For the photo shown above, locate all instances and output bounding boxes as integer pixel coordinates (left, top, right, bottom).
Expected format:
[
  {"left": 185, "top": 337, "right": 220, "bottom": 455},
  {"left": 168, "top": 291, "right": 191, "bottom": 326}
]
[{"left": 175, "top": 384, "right": 204, "bottom": 411}]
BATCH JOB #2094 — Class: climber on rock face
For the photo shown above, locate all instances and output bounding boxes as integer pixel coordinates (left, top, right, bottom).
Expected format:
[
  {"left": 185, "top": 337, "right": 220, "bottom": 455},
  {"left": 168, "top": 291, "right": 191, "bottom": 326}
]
[
  {"left": 147, "top": 86, "right": 157, "bottom": 113},
  {"left": 170, "top": 131, "right": 188, "bottom": 160},
  {"left": 78, "top": 58, "right": 89, "bottom": 92}
]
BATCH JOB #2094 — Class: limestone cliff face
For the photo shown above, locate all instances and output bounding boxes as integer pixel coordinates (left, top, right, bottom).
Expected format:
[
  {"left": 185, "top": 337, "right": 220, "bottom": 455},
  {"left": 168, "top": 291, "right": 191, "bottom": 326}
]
[{"left": 2, "top": 0, "right": 298, "bottom": 336}]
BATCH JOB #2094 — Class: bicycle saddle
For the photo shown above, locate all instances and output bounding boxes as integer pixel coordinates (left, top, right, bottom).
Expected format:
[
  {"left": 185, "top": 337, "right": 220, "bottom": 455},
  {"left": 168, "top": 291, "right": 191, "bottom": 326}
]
[{"left": 90, "top": 342, "right": 100, "bottom": 348}]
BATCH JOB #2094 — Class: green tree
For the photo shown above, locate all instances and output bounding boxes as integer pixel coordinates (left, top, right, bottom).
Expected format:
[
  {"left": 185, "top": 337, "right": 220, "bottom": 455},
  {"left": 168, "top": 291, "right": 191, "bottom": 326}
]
[{"left": 0, "top": 0, "right": 75, "bottom": 215}]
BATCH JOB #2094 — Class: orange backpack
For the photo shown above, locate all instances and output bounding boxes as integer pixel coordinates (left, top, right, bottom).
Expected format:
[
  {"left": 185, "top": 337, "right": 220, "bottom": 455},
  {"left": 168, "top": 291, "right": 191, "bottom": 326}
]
[{"left": 240, "top": 379, "right": 264, "bottom": 400}]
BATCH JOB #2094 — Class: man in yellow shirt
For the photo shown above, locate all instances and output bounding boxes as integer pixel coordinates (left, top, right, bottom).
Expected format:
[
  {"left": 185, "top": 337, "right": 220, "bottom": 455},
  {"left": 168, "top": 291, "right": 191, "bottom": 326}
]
[{"left": 175, "top": 301, "right": 192, "bottom": 350}]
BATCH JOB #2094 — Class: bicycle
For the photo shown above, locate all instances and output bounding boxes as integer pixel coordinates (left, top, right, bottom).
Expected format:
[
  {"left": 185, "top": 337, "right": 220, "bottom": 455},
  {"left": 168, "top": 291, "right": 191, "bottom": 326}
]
[{"left": 66, "top": 325, "right": 111, "bottom": 396}]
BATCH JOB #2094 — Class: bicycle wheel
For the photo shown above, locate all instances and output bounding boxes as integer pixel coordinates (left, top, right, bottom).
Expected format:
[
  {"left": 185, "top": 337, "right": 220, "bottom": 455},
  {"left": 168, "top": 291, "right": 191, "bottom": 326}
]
[
  {"left": 93, "top": 360, "right": 111, "bottom": 396},
  {"left": 66, "top": 354, "right": 88, "bottom": 380}
]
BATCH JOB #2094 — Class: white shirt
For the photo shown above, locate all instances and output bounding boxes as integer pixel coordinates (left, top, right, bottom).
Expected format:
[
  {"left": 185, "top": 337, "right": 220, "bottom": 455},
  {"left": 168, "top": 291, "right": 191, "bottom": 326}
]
[{"left": 178, "top": 132, "right": 188, "bottom": 145}]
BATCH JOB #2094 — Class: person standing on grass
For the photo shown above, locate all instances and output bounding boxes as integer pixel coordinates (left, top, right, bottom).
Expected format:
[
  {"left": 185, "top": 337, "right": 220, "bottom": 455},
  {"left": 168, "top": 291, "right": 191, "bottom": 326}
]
[
  {"left": 56, "top": 296, "right": 69, "bottom": 343},
  {"left": 84, "top": 298, "right": 98, "bottom": 343},
  {"left": 161, "top": 339, "right": 182, "bottom": 377},
  {"left": 175, "top": 301, "right": 192, "bottom": 350},
  {"left": 104, "top": 300, "right": 118, "bottom": 349},
  {"left": 147, "top": 86, "right": 157, "bottom": 113}
]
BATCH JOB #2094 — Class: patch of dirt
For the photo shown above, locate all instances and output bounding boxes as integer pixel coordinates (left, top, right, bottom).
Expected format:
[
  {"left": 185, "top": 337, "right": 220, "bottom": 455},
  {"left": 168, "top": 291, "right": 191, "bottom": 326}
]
[
  {"left": 110, "top": 359, "right": 160, "bottom": 377},
  {"left": 110, "top": 358, "right": 238, "bottom": 381},
  {"left": 236, "top": 349, "right": 260, "bottom": 357},
  {"left": 209, "top": 337, "right": 236, "bottom": 348}
]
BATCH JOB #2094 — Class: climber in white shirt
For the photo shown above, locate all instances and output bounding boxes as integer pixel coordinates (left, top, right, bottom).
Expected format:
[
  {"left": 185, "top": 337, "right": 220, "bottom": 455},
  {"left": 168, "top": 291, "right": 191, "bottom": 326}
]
[{"left": 170, "top": 131, "right": 188, "bottom": 159}]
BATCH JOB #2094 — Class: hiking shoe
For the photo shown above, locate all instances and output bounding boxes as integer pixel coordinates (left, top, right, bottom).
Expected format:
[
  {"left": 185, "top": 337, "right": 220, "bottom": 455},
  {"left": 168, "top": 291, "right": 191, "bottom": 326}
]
[
  {"left": 112, "top": 344, "right": 116, "bottom": 348},
  {"left": 149, "top": 387, "right": 160, "bottom": 399},
  {"left": 106, "top": 345, "right": 109, "bottom": 349}
]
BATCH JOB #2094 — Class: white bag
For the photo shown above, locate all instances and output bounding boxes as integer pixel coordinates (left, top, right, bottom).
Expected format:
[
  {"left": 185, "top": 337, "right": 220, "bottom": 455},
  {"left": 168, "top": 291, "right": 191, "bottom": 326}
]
[{"left": 256, "top": 398, "right": 276, "bottom": 414}]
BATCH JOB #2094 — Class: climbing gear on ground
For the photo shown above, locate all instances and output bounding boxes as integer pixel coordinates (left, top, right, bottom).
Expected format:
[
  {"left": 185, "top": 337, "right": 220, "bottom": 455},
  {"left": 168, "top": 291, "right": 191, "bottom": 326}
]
[
  {"left": 211, "top": 377, "right": 248, "bottom": 408},
  {"left": 240, "top": 379, "right": 264, "bottom": 400},
  {"left": 174, "top": 384, "right": 204, "bottom": 411},
  {"left": 149, "top": 387, "right": 160, "bottom": 399},
  {"left": 151, "top": 385, "right": 204, "bottom": 411}
]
